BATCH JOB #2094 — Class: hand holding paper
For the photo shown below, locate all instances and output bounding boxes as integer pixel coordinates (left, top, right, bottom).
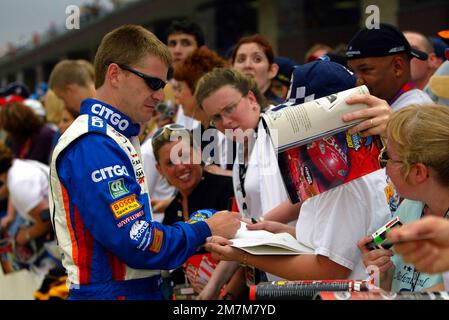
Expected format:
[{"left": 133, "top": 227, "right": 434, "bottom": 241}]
[{"left": 229, "top": 222, "right": 314, "bottom": 255}]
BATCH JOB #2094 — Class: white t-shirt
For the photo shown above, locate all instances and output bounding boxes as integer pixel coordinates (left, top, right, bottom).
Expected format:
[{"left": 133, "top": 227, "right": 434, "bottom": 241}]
[
  {"left": 192, "top": 123, "right": 230, "bottom": 169},
  {"left": 295, "top": 169, "right": 392, "bottom": 279},
  {"left": 175, "top": 104, "right": 200, "bottom": 130},
  {"left": 232, "top": 120, "right": 288, "bottom": 218},
  {"left": 141, "top": 139, "right": 175, "bottom": 203},
  {"left": 391, "top": 89, "right": 434, "bottom": 111},
  {"left": 7, "top": 159, "right": 49, "bottom": 222}
]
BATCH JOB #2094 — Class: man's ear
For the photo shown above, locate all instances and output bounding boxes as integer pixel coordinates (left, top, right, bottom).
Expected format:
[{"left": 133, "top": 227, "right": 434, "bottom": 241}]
[
  {"left": 268, "top": 63, "right": 279, "bottom": 80},
  {"left": 107, "top": 63, "right": 121, "bottom": 88},
  {"left": 65, "top": 83, "right": 77, "bottom": 94},
  {"left": 392, "top": 56, "right": 406, "bottom": 78},
  {"left": 427, "top": 53, "right": 439, "bottom": 70},
  {"left": 246, "top": 90, "right": 259, "bottom": 109}
]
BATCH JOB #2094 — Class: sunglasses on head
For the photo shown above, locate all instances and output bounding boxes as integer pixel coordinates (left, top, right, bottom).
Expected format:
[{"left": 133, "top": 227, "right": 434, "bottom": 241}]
[
  {"left": 152, "top": 124, "right": 187, "bottom": 141},
  {"left": 112, "top": 63, "right": 167, "bottom": 91}
]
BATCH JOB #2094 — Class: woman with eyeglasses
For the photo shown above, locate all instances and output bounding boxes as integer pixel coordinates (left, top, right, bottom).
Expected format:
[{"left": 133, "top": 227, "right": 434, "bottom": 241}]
[
  {"left": 172, "top": 46, "right": 233, "bottom": 172},
  {"left": 195, "top": 67, "right": 289, "bottom": 223},
  {"left": 195, "top": 62, "right": 392, "bottom": 297},
  {"left": 194, "top": 67, "right": 287, "bottom": 299},
  {"left": 151, "top": 124, "right": 235, "bottom": 298},
  {"left": 357, "top": 104, "right": 448, "bottom": 292}
]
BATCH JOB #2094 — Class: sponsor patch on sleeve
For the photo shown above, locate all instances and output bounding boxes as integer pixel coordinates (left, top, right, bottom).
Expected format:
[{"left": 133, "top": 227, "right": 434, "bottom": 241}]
[
  {"left": 108, "top": 178, "right": 129, "bottom": 199},
  {"left": 110, "top": 194, "right": 142, "bottom": 219},
  {"left": 116, "top": 210, "right": 144, "bottom": 228},
  {"left": 149, "top": 228, "right": 163, "bottom": 253}
]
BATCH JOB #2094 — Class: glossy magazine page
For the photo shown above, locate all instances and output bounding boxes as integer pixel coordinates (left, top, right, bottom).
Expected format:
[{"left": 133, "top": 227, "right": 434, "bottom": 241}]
[{"left": 261, "top": 86, "right": 382, "bottom": 203}]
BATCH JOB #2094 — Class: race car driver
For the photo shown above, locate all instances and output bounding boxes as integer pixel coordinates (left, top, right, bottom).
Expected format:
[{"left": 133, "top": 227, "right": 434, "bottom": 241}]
[{"left": 49, "top": 25, "right": 240, "bottom": 300}]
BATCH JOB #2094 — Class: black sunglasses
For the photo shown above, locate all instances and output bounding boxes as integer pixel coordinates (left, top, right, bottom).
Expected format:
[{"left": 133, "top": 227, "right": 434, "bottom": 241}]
[{"left": 115, "top": 63, "right": 167, "bottom": 91}]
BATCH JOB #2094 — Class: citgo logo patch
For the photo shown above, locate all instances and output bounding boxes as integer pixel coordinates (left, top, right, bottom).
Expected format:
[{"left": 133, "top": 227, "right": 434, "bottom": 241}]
[{"left": 111, "top": 194, "right": 142, "bottom": 219}]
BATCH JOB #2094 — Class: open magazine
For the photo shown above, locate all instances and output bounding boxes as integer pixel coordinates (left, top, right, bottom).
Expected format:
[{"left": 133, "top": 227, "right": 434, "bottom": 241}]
[
  {"left": 261, "top": 85, "right": 383, "bottom": 204},
  {"left": 230, "top": 222, "right": 314, "bottom": 255}
]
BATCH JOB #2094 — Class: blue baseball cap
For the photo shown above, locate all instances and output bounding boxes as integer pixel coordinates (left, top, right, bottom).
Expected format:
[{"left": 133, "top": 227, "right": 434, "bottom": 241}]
[
  {"left": 0, "top": 82, "right": 30, "bottom": 98},
  {"left": 274, "top": 56, "right": 297, "bottom": 85},
  {"left": 282, "top": 60, "right": 357, "bottom": 105},
  {"left": 430, "top": 37, "right": 448, "bottom": 60}
]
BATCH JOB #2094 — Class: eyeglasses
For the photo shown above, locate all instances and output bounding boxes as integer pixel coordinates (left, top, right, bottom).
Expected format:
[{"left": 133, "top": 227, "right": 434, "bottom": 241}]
[
  {"left": 378, "top": 147, "right": 402, "bottom": 168},
  {"left": 209, "top": 95, "right": 245, "bottom": 127},
  {"left": 114, "top": 63, "right": 167, "bottom": 91}
]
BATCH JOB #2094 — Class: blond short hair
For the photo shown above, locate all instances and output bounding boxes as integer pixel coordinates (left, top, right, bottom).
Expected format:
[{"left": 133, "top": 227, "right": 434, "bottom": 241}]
[
  {"left": 49, "top": 59, "right": 94, "bottom": 90},
  {"left": 94, "top": 24, "right": 172, "bottom": 88},
  {"left": 44, "top": 89, "right": 65, "bottom": 124},
  {"left": 77, "top": 59, "right": 95, "bottom": 83},
  {"left": 387, "top": 104, "right": 449, "bottom": 186}
]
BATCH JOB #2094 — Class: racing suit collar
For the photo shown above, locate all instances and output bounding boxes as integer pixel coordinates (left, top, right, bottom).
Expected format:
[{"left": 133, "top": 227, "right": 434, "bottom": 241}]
[{"left": 80, "top": 98, "right": 140, "bottom": 137}]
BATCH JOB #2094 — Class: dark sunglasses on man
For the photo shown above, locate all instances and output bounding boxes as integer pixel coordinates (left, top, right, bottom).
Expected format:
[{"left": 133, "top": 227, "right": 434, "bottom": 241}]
[{"left": 108, "top": 62, "right": 167, "bottom": 91}]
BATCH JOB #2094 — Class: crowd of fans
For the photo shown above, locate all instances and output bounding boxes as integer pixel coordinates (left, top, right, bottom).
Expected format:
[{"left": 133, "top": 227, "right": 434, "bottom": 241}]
[{"left": 0, "top": 18, "right": 448, "bottom": 300}]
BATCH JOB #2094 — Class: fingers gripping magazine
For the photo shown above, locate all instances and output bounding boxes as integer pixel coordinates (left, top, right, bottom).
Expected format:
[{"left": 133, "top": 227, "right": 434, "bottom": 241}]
[{"left": 261, "top": 85, "right": 383, "bottom": 203}]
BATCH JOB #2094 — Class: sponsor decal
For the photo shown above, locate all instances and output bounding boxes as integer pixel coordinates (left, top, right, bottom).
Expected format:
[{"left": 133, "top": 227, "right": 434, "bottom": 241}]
[
  {"left": 137, "top": 228, "right": 152, "bottom": 251},
  {"left": 129, "top": 220, "right": 149, "bottom": 241},
  {"left": 132, "top": 158, "right": 141, "bottom": 166},
  {"left": 91, "top": 115, "right": 104, "bottom": 128},
  {"left": 136, "top": 168, "right": 145, "bottom": 185},
  {"left": 304, "top": 165, "right": 313, "bottom": 185},
  {"left": 116, "top": 210, "right": 144, "bottom": 228},
  {"left": 111, "top": 194, "right": 142, "bottom": 219},
  {"left": 136, "top": 168, "right": 144, "bottom": 178},
  {"left": 91, "top": 165, "right": 129, "bottom": 182},
  {"left": 149, "top": 228, "right": 163, "bottom": 253},
  {"left": 91, "top": 103, "right": 129, "bottom": 131},
  {"left": 111, "top": 128, "right": 129, "bottom": 144},
  {"left": 108, "top": 178, "right": 129, "bottom": 199}
]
